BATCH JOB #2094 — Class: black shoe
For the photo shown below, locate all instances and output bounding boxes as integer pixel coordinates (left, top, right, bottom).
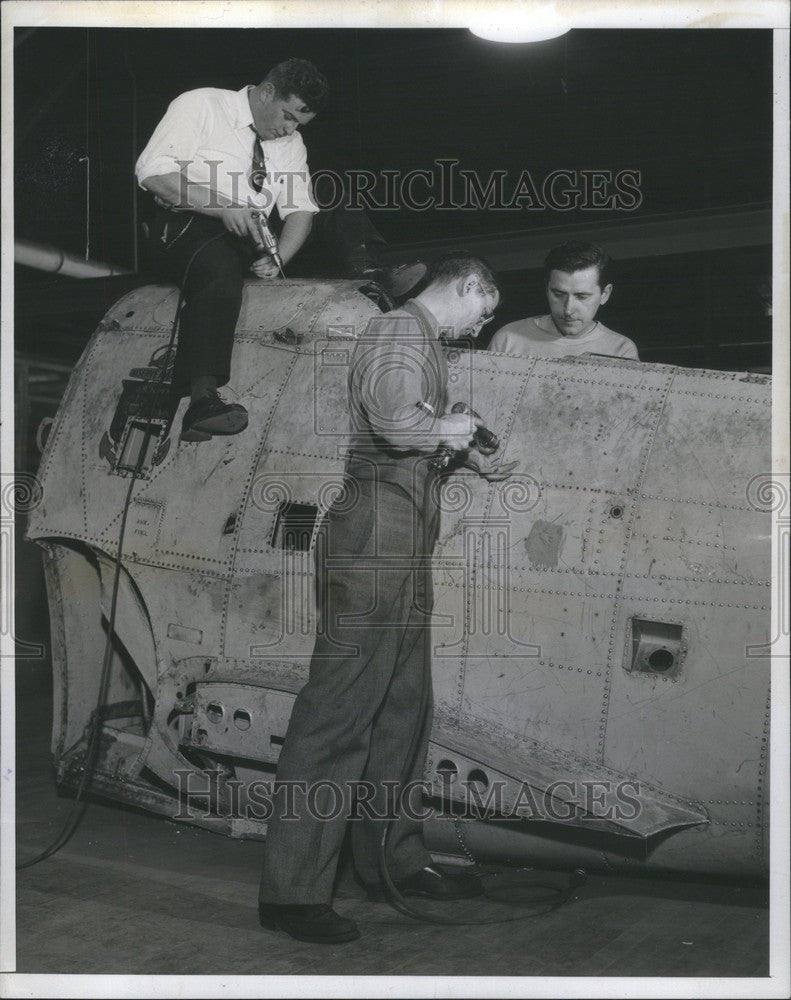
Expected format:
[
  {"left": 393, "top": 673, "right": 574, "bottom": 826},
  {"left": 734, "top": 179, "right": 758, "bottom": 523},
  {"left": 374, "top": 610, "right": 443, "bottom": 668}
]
[
  {"left": 367, "top": 864, "right": 484, "bottom": 902},
  {"left": 181, "top": 391, "right": 248, "bottom": 442},
  {"left": 361, "top": 262, "right": 427, "bottom": 299},
  {"left": 258, "top": 902, "right": 360, "bottom": 944}
]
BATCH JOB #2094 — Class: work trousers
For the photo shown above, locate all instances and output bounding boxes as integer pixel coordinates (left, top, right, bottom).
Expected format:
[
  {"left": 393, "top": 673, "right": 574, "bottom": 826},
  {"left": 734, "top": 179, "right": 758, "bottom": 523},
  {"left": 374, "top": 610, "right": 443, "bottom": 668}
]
[
  {"left": 147, "top": 202, "right": 387, "bottom": 397},
  {"left": 259, "top": 479, "right": 437, "bottom": 904},
  {"left": 149, "top": 209, "right": 257, "bottom": 398}
]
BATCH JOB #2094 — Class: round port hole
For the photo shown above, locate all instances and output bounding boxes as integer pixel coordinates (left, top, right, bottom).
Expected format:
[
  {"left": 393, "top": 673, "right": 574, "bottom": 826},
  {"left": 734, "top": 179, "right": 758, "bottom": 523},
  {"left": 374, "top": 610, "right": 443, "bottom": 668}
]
[
  {"left": 206, "top": 702, "right": 224, "bottom": 724},
  {"left": 233, "top": 709, "right": 252, "bottom": 731},
  {"left": 648, "top": 648, "right": 675, "bottom": 671},
  {"left": 436, "top": 760, "right": 458, "bottom": 784}
]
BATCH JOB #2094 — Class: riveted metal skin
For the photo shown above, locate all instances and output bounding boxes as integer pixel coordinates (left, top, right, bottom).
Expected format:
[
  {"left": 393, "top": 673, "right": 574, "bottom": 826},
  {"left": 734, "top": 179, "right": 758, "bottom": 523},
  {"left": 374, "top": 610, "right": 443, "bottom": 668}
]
[{"left": 28, "top": 280, "right": 771, "bottom": 876}]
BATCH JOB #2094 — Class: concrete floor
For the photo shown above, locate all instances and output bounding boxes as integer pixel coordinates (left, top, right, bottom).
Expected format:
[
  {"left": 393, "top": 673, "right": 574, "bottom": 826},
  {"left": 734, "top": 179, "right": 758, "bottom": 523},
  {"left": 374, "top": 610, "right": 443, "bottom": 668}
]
[
  {"left": 11, "top": 660, "right": 770, "bottom": 984},
  {"left": 7, "top": 531, "right": 773, "bottom": 989}
]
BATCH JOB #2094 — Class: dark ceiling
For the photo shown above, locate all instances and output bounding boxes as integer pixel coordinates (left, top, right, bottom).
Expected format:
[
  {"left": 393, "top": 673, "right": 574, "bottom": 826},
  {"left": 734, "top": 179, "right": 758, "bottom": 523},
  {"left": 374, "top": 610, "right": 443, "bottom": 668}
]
[
  {"left": 13, "top": 27, "right": 774, "bottom": 378},
  {"left": 15, "top": 27, "right": 773, "bottom": 260}
]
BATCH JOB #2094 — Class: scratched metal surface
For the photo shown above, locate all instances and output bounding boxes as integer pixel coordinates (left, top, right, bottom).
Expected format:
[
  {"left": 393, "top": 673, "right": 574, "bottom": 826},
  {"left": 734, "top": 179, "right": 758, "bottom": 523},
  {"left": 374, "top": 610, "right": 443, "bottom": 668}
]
[
  {"left": 426, "top": 350, "right": 770, "bottom": 874},
  {"left": 27, "top": 280, "right": 771, "bottom": 875}
]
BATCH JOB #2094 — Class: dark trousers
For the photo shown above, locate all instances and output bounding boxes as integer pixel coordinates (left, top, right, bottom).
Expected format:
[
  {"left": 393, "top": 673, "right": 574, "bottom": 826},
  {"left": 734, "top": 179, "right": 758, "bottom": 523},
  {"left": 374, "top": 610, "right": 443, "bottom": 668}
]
[
  {"left": 147, "top": 202, "right": 387, "bottom": 397},
  {"left": 259, "top": 480, "right": 436, "bottom": 904},
  {"left": 148, "top": 209, "right": 257, "bottom": 398}
]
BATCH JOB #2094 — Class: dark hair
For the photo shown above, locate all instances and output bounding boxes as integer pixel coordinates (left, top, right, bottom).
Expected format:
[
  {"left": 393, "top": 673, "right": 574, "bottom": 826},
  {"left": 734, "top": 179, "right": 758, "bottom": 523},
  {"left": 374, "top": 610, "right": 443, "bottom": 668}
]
[
  {"left": 264, "top": 59, "right": 329, "bottom": 114},
  {"left": 425, "top": 252, "right": 499, "bottom": 293},
  {"left": 543, "top": 241, "right": 612, "bottom": 288}
]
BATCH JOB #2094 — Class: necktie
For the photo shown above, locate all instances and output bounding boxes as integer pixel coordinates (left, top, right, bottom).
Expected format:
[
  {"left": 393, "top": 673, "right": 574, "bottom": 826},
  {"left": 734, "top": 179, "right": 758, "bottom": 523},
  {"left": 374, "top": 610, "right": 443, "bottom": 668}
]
[{"left": 250, "top": 126, "right": 266, "bottom": 192}]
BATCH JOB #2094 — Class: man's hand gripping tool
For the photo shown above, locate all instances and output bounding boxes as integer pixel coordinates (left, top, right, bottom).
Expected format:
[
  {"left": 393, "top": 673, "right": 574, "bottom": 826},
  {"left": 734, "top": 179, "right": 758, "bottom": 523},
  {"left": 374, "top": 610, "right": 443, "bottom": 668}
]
[
  {"left": 252, "top": 210, "right": 284, "bottom": 274},
  {"left": 417, "top": 401, "right": 500, "bottom": 471}
]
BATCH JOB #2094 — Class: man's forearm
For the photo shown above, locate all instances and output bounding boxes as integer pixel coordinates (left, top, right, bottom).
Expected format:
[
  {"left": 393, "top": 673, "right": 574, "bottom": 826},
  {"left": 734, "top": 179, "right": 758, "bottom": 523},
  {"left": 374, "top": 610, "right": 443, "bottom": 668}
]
[
  {"left": 141, "top": 172, "right": 239, "bottom": 216},
  {"left": 277, "top": 212, "right": 313, "bottom": 266}
]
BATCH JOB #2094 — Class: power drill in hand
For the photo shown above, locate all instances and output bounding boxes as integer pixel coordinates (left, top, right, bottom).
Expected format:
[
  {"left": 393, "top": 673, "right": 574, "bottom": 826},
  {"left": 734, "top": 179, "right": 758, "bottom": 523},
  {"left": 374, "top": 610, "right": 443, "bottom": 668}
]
[
  {"left": 419, "top": 401, "right": 500, "bottom": 471},
  {"left": 252, "top": 210, "right": 283, "bottom": 273},
  {"left": 454, "top": 401, "right": 500, "bottom": 455}
]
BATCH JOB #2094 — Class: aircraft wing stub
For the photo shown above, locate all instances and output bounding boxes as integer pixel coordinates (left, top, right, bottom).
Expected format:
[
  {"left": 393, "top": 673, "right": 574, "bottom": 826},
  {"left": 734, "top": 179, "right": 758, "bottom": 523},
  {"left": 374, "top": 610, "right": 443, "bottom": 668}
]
[{"left": 428, "top": 714, "right": 709, "bottom": 840}]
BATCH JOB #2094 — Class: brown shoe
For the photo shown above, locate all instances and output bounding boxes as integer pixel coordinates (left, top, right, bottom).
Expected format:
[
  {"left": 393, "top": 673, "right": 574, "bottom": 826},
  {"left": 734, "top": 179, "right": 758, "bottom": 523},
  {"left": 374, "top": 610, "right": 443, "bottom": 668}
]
[{"left": 258, "top": 902, "right": 360, "bottom": 944}]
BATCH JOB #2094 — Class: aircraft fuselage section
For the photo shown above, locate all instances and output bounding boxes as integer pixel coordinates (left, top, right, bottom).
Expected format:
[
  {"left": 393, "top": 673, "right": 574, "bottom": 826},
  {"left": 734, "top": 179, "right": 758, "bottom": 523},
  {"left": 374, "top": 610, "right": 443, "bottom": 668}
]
[{"left": 27, "top": 279, "right": 771, "bottom": 877}]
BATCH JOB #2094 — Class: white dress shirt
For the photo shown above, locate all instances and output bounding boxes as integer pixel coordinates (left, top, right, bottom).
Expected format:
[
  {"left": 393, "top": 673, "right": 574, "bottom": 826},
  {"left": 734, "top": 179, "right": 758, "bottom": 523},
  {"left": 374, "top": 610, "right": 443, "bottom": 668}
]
[{"left": 135, "top": 86, "right": 318, "bottom": 218}]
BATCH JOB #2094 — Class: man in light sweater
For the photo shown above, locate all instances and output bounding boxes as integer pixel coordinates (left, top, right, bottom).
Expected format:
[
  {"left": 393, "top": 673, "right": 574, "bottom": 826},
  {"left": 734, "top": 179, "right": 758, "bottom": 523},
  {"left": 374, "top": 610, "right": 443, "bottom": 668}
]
[{"left": 489, "top": 241, "right": 639, "bottom": 360}]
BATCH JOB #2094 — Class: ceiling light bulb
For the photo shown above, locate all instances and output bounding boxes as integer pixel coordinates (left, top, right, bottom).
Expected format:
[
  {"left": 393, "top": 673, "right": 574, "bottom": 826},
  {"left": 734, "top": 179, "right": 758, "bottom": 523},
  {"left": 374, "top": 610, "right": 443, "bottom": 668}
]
[{"left": 469, "top": 4, "right": 569, "bottom": 43}]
